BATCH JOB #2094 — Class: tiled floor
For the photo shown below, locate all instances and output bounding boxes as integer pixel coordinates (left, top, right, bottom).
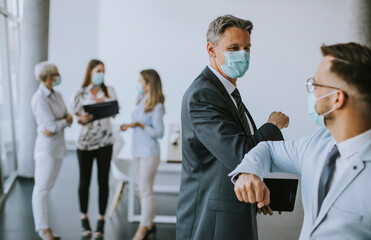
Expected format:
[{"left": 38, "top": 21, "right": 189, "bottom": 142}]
[{"left": 0, "top": 151, "right": 304, "bottom": 240}]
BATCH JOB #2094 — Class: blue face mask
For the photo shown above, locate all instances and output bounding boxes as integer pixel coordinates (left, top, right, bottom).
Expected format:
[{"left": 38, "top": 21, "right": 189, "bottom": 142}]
[
  {"left": 216, "top": 46, "right": 250, "bottom": 79},
  {"left": 53, "top": 76, "right": 62, "bottom": 86},
  {"left": 136, "top": 82, "right": 144, "bottom": 95},
  {"left": 92, "top": 72, "right": 104, "bottom": 85},
  {"left": 307, "top": 91, "right": 337, "bottom": 127}
]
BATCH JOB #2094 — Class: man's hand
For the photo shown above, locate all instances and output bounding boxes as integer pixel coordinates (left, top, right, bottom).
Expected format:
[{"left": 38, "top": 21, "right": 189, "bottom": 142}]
[
  {"left": 234, "top": 173, "right": 270, "bottom": 209},
  {"left": 65, "top": 114, "right": 73, "bottom": 124},
  {"left": 267, "top": 111, "right": 289, "bottom": 130}
]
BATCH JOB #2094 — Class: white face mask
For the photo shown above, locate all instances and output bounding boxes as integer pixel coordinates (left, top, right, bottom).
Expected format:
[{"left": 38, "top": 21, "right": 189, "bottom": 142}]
[{"left": 307, "top": 91, "right": 337, "bottom": 127}]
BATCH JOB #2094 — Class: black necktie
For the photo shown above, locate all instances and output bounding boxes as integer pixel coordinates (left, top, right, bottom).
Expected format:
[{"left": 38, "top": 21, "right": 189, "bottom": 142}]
[
  {"left": 318, "top": 145, "right": 340, "bottom": 214},
  {"left": 231, "top": 88, "right": 251, "bottom": 134}
]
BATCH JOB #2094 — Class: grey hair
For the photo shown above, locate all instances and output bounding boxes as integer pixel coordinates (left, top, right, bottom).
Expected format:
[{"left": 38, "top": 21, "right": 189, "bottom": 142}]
[
  {"left": 34, "top": 61, "right": 58, "bottom": 82},
  {"left": 207, "top": 14, "right": 253, "bottom": 45}
]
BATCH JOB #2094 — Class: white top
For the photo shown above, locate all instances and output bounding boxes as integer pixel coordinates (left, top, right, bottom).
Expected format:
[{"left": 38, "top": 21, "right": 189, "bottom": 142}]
[
  {"left": 71, "top": 85, "right": 118, "bottom": 150},
  {"left": 31, "top": 84, "right": 71, "bottom": 159},
  {"left": 328, "top": 129, "right": 371, "bottom": 190},
  {"left": 208, "top": 65, "right": 254, "bottom": 134}
]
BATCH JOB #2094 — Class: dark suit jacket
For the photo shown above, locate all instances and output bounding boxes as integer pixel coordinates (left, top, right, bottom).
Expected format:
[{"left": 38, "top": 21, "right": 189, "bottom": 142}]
[{"left": 176, "top": 67, "right": 284, "bottom": 240}]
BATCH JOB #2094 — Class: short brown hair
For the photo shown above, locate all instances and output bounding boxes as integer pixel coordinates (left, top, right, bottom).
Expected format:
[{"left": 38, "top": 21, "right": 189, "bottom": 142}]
[
  {"left": 321, "top": 42, "right": 371, "bottom": 116},
  {"left": 207, "top": 15, "right": 253, "bottom": 45}
]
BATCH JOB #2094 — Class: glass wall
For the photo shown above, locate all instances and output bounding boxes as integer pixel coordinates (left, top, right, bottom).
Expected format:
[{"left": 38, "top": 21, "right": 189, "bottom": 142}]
[
  {"left": 0, "top": 0, "right": 20, "bottom": 198},
  {"left": 6, "top": 0, "right": 18, "bottom": 17}
]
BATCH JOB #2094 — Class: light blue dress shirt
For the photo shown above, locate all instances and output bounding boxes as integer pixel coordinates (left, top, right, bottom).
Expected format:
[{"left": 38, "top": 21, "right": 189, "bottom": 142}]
[
  {"left": 229, "top": 128, "right": 371, "bottom": 240},
  {"left": 131, "top": 96, "right": 165, "bottom": 158}
]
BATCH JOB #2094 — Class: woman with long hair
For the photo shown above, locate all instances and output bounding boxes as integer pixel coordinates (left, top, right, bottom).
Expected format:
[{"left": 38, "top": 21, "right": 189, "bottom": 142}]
[
  {"left": 71, "top": 59, "right": 117, "bottom": 238},
  {"left": 120, "top": 69, "right": 165, "bottom": 240}
]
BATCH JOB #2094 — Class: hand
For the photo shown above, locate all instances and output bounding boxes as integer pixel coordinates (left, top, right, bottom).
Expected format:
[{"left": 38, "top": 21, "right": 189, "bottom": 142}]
[
  {"left": 120, "top": 122, "right": 144, "bottom": 131},
  {"left": 134, "top": 122, "right": 145, "bottom": 129},
  {"left": 120, "top": 124, "right": 131, "bottom": 131},
  {"left": 257, "top": 205, "right": 282, "bottom": 216},
  {"left": 234, "top": 173, "right": 270, "bottom": 209},
  {"left": 65, "top": 114, "right": 73, "bottom": 124},
  {"left": 267, "top": 111, "right": 289, "bottom": 130},
  {"left": 257, "top": 205, "right": 274, "bottom": 215},
  {"left": 78, "top": 113, "right": 93, "bottom": 125},
  {"left": 42, "top": 129, "right": 54, "bottom": 137}
]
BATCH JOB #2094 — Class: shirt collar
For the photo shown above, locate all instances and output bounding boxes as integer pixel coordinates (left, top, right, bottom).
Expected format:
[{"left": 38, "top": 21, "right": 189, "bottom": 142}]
[
  {"left": 39, "top": 83, "right": 53, "bottom": 97},
  {"left": 337, "top": 129, "right": 371, "bottom": 160},
  {"left": 208, "top": 65, "right": 236, "bottom": 95}
]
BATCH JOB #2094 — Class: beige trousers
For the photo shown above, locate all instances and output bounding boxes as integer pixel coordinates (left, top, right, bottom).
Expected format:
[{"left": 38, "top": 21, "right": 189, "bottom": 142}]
[{"left": 133, "top": 156, "right": 160, "bottom": 226}]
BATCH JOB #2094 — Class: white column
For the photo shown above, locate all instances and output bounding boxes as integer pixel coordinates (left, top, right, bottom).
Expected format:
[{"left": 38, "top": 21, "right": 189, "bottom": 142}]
[
  {"left": 18, "top": 0, "right": 50, "bottom": 177},
  {"left": 347, "top": 0, "right": 371, "bottom": 47}
]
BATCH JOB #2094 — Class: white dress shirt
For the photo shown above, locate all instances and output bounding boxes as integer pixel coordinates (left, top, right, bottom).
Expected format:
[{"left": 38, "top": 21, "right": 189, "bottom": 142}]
[
  {"left": 328, "top": 129, "right": 371, "bottom": 190},
  {"left": 31, "top": 84, "right": 70, "bottom": 159},
  {"left": 207, "top": 65, "right": 254, "bottom": 134}
]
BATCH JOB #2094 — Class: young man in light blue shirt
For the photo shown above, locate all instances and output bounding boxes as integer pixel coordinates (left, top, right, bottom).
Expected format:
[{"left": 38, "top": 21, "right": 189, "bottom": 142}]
[{"left": 229, "top": 42, "right": 371, "bottom": 240}]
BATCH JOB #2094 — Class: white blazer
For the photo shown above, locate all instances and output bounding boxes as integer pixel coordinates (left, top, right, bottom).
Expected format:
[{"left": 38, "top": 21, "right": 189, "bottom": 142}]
[{"left": 229, "top": 128, "right": 371, "bottom": 240}]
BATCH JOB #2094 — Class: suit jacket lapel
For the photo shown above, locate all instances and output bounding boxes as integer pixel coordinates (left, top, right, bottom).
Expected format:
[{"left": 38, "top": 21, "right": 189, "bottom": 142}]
[
  {"left": 242, "top": 104, "right": 257, "bottom": 131},
  {"left": 311, "top": 157, "right": 326, "bottom": 223},
  {"left": 201, "top": 67, "right": 251, "bottom": 136},
  {"left": 312, "top": 142, "right": 371, "bottom": 230}
]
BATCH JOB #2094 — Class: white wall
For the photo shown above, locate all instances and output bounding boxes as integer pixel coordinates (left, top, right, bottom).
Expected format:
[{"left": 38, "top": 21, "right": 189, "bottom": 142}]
[
  {"left": 49, "top": 0, "right": 100, "bottom": 146},
  {"left": 49, "top": 0, "right": 350, "bottom": 160}
]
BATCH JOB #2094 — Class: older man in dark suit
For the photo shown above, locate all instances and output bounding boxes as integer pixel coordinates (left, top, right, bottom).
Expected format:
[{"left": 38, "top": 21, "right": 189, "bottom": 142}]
[{"left": 176, "top": 15, "right": 290, "bottom": 240}]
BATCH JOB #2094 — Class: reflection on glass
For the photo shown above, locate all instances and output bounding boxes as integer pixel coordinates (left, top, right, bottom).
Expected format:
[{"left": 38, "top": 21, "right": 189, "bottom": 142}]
[
  {"left": 7, "top": 20, "right": 20, "bottom": 149},
  {"left": 0, "top": 15, "right": 16, "bottom": 186}
]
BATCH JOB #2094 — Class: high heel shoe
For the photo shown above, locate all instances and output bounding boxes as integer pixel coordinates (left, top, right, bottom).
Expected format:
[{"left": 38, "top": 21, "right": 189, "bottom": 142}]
[
  {"left": 94, "top": 219, "right": 105, "bottom": 239},
  {"left": 143, "top": 225, "right": 157, "bottom": 240},
  {"left": 37, "top": 230, "right": 61, "bottom": 240},
  {"left": 81, "top": 218, "right": 92, "bottom": 237}
]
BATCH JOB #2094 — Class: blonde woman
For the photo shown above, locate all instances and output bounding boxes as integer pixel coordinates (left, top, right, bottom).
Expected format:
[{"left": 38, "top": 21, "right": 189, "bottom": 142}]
[
  {"left": 71, "top": 59, "right": 117, "bottom": 238},
  {"left": 31, "top": 61, "right": 73, "bottom": 240},
  {"left": 120, "top": 69, "right": 165, "bottom": 240}
]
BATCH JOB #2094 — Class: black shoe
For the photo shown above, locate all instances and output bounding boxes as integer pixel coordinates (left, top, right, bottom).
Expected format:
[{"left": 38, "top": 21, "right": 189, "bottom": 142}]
[
  {"left": 81, "top": 218, "right": 92, "bottom": 237},
  {"left": 143, "top": 225, "right": 157, "bottom": 240},
  {"left": 94, "top": 219, "right": 105, "bottom": 239}
]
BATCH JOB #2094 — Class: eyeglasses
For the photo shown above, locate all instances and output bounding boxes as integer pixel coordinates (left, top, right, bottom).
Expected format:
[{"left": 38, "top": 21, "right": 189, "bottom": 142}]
[
  {"left": 305, "top": 77, "right": 343, "bottom": 93},
  {"left": 51, "top": 73, "right": 60, "bottom": 77}
]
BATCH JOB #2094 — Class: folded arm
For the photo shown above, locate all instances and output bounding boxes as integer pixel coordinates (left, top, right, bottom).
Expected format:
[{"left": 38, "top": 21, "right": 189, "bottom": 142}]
[
  {"left": 33, "top": 96, "right": 68, "bottom": 134},
  {"left": 228, "top": 134, "right": 313, "bottom": 208}
]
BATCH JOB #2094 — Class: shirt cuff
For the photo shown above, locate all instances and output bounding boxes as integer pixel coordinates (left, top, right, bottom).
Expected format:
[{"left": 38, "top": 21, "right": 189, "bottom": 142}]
[
  {"left": 230, "top": 173, "right": 240, "bottom": 184},
  {"left": 228, "top": 163, "right": 265, "bottom": 184}
]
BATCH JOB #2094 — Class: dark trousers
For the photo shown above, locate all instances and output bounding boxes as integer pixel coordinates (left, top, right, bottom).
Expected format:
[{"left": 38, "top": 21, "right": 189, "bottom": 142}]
[{"left": 77, "top": 145, "right": 112, "bottom": 215}]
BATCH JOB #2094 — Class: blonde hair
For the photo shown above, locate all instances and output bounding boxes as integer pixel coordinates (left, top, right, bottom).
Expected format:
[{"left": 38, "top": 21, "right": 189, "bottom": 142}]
[
  {"left": 34, "top": 61, "right": 58, "bottom": 82},
  {"left": 138, "top": 69, "right": 165, "bottom": 112}
]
